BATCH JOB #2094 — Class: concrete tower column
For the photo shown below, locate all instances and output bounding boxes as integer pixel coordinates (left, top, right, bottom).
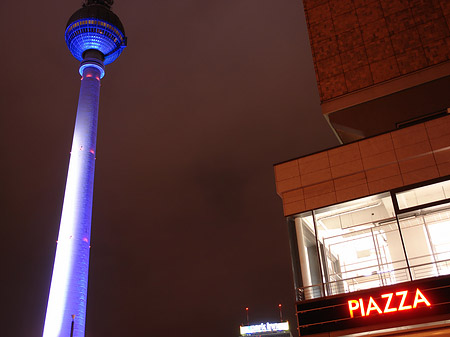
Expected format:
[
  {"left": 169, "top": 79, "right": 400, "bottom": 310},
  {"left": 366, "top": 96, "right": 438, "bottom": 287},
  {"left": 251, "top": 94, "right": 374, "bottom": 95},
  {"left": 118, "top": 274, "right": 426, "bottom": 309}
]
[{"left": 43, "top": 56, "right": 103, "bottom": 337}]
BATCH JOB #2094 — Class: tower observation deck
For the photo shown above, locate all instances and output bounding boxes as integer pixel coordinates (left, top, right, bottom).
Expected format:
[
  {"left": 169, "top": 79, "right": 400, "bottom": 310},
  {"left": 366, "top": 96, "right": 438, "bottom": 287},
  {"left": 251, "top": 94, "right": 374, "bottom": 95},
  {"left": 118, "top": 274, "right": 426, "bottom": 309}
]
[{"left": 43, "top": 1, "right": 126, "bottom": 336}]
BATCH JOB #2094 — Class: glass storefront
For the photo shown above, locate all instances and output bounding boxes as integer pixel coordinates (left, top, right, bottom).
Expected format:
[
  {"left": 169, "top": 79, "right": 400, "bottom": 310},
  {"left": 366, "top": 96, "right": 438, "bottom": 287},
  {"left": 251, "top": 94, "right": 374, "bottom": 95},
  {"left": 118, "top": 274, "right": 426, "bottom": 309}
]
[{"left": 291, "top": 178, "right": 450, "bottom": 301}]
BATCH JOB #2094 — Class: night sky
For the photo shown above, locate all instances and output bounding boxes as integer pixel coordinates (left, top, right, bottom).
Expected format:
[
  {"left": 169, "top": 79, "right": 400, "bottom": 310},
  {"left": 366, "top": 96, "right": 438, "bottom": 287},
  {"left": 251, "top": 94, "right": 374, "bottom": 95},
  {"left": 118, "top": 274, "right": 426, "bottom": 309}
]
[{"left": 1, "top": 1, "right": 338, "bottom": 336}]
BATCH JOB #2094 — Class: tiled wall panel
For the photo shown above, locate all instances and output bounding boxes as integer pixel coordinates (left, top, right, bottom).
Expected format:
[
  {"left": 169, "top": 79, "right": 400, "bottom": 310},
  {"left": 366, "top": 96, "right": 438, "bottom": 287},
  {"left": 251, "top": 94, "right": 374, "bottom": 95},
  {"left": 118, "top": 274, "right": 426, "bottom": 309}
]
[{"left": 275, "top": 114, "right": 450, "bottom": 216}]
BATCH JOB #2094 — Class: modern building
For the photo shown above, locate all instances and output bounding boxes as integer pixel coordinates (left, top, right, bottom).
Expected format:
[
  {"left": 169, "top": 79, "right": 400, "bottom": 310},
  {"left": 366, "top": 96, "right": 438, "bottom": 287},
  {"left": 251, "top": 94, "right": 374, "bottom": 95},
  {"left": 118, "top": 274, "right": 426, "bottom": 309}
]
[
  {"left": 274, "top": 0, "right": 450, "bottom": 336},
  {"left": 42, "top": 1, "right": 126, "bottom": 336}
]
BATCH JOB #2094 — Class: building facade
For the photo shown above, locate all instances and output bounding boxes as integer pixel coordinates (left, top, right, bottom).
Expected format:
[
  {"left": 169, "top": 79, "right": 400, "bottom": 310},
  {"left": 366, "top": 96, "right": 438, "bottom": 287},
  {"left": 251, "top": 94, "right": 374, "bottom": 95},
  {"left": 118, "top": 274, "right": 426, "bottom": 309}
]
[
  {"left": 303, "top": 0, "right": 450, "bottom": 143},
  {"left": 274, "top": 0, "right": 450, "bottom": 336}
]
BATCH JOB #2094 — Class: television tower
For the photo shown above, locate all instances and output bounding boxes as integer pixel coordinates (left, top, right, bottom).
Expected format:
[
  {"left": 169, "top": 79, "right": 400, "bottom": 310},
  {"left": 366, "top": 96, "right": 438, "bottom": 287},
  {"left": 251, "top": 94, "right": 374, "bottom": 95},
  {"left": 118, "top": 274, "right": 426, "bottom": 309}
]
[{"left": 43, "top": 1, "right": 126, "bottom": 336}]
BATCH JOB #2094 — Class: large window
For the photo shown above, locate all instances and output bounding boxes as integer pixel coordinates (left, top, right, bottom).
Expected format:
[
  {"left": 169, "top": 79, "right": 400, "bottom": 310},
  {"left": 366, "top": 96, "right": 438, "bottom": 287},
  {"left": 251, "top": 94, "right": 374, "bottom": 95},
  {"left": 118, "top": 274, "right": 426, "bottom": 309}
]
[
  {"left": 291, "top": 179, "right": 450, "bottom": 301},
  {"left": 396, "top": 180, "right": 450, "bottom": 210},
  {"left": 398, "top": 203, "right": 450, "bottom": 280}
]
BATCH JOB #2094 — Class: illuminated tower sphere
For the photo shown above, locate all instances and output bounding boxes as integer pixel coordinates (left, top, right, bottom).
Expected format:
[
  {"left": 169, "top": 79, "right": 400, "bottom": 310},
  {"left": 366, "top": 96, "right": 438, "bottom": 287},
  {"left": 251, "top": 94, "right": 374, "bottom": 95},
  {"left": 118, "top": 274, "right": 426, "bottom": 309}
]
[{"left": 43, "top": 1, "right": 126, "bottom": 336}]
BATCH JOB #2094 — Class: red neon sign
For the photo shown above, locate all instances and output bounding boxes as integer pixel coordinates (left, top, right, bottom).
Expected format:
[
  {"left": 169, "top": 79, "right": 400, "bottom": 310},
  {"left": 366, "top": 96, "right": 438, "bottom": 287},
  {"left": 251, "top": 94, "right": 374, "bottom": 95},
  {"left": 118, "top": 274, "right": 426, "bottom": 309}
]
[{"left": 347, "top": 288, "right": 431, "bottom": 318}]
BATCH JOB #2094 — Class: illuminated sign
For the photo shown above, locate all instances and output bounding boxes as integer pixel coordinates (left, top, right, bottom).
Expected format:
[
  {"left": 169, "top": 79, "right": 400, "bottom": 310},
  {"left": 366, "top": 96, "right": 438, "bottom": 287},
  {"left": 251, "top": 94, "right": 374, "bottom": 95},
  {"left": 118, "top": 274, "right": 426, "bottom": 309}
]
[
  {"left": 240, "top": 321, "right": 289, "bottom": 335},
  {"left": 347, "top": 288, "right": 431, "bottom": 318},
  {"left": 295, "top": 275, "right": 450, "bottom": 336}
]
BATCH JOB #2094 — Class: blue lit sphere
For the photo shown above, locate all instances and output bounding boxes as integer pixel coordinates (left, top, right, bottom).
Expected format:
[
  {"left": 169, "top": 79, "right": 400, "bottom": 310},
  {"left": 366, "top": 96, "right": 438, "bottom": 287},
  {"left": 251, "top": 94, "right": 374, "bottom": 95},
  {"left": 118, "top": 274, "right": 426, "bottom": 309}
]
[{"left": 65, "top": 4, "right": 127, "bottom": 65}]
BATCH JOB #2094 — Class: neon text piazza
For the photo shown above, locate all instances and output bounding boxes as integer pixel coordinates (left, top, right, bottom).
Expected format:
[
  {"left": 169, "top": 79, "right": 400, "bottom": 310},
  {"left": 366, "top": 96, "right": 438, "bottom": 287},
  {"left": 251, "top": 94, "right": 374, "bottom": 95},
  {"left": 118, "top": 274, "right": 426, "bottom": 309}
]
[{"left": 347, "top": 288, "right": 431, "bottom": 318}]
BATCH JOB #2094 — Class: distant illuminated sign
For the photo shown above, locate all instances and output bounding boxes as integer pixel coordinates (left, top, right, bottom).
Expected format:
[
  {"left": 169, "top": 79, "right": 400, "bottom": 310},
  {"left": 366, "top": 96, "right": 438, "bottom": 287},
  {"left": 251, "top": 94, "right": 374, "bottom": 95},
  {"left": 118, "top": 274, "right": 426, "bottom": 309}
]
[
  {"left": 240, "top": 321, "right": 289, "bottom": 335},
  {"left": 347, "top": 288, "right": 431, "bottom": 318}
]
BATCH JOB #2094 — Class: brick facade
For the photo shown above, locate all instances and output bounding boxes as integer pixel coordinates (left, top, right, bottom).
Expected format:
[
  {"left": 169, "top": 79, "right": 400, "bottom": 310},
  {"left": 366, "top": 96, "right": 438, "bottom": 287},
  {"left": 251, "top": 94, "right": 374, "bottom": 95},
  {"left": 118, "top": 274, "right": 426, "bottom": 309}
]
[{"left": 303, "top": 0, "right": 450, "bottom": 102}]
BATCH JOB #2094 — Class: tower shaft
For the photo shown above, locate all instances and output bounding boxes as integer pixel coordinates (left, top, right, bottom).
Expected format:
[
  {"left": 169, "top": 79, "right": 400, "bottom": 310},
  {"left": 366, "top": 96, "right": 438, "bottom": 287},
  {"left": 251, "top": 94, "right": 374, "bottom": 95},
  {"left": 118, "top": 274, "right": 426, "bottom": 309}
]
[{"left": 43, "top": 63, "right": 102, "bottom": 337}]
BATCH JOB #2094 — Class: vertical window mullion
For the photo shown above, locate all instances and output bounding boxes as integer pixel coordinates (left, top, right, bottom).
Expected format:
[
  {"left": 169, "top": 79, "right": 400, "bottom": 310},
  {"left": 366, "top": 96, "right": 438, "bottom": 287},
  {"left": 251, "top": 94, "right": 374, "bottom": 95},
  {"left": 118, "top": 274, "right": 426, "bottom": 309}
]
[
  {"left": 312, "top": 210, "right": 327, "bottom": 297},
  {"left": 394, "top": 212, "right": 413, "bottom": 281}
]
